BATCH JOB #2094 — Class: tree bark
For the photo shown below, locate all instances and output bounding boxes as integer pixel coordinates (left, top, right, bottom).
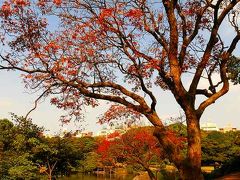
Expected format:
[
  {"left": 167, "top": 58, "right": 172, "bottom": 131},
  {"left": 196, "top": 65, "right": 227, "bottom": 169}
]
[
  {"left": 177, "top": 109, "right": 203, "bottom": 180},
  {"left": 149, "top": 110, "right": 203, "bottom": 180}
]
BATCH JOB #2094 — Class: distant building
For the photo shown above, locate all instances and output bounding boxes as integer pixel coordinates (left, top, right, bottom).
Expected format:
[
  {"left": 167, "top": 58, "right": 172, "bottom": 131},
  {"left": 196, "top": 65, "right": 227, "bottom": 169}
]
[
  {"left": 74, "top": 130, "right": 93, "bottom": 138},
  {"left": 201, "top": 122, "right": 219, "bottom": 131},
  {"left": 219, "top": 124, "right": 237, "bottom": 133},
  {"left": 97, "top": 124, "right": 127, "bottom": 138},
  {"left": 97, "top": 127, "right": 111, "bottom": 137}
]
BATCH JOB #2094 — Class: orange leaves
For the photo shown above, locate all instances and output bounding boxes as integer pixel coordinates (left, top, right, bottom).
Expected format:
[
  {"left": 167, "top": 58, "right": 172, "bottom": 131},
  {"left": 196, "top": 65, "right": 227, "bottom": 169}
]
[
  {"left": 124, "top": 128, "right": 159, "bottom": 152},
  {"left": 98, "top": 105, "right": 142, "bottom": 125},
  {"left": 53, "top": 0, "right": 61, "bottom": 6},
  {"left": 99, "top": 8, "right": 114, "bottom": 22},
  {"left": 144, "top": 59, "right": 160, "bottom": 70},
  {"left": 97, "top": 139, "right": 116, "bottom": 161},
  {"left": 97, "top": 8, "right": 116, "bottom": 32},
  {"left": 39, "top": 166, "right": 47, "bottom": 173},
  {"left": 44, "top": 41, "right": 60, "bottom": 52},
  {"left": 24, "top": 74, "right": 33, "bottom": 79},
  {"left": 37, "top": 0, "right": 46, "bottom": 7},
  {"left": 1, "top": 0, "right": 30, "bottom": 14},
  {"left": 1, "top": 2, "right": 11, "bottom": 17},
  {"left": 107, "top": 131, "right": 120, "bottom": 139},
  {"left": 125, "top": 9, "right": 143, "bottom": 19},
  {"left": 166, "top": 130, "right": 187, "bottom": 148},
  {"left": 67, "top": 69, "right": 77, "bottom": 76},
  {"left": 97, "top": 127, "right": 161, "bottom": 166},
  {"left": 13, "top": 0, "right": 29, "bottom": 6},
  {"left": 87, "top": 49, "right": 95, "bottom": 56}
]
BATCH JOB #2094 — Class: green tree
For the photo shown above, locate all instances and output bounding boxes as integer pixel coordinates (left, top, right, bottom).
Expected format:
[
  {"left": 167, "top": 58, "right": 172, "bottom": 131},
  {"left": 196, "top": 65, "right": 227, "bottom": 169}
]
[
  {"left": 79, "top": 152, "right": 100, "bottom": 173},
  {"left": 202, "top": 131, "right": 240, "bottom": 165},
  {"left": 33, "top": 136, "right": 85, "bottom": 178},
  {"left": 0, "top": 116, "right": 43, "bottom": 179},
  {"left": 8, "top": 153, "right": 38, "bottom": 180}
]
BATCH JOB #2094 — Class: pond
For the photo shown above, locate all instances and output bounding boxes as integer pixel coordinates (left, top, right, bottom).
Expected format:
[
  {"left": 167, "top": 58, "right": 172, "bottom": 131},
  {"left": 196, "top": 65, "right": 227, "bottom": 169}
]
[{"left": 60, "top": 173, "right": 135, "bottom": 180}]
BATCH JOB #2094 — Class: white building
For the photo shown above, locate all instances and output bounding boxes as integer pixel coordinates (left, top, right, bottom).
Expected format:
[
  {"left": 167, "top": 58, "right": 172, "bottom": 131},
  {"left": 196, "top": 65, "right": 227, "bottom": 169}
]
[
  {"left": 219, "top": 124, "right": 237, "bottom": 133},
  {"left": 201, "top": 122, "right": 219, "bottom": 131}
]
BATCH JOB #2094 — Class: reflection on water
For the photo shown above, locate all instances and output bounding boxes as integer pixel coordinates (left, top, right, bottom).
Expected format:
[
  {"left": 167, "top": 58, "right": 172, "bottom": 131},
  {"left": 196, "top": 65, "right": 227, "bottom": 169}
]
[{"left": 60, "top": 173, "right": 135, "bottom": 180}]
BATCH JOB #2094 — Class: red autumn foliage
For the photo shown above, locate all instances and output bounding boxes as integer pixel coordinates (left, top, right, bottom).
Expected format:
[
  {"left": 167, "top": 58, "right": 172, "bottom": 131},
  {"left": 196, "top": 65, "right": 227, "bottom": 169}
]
[
  {"left": 97, "top": 127, "right": 162, "bottom": 167},
  {"left": 1, "top": 2, "right": 11, "bottom": 17},
  {"left": 53, "top": 0, "right": 61, "bottom": 6},
  {"left": 107, "top": 131, "right": 120, "bottom": 139},
  {"left": 125, "top": 9, "right": 143, "bottom": 18},
  {"left": 1, "top": 1, "right": 239, "bottom": 179},
  {"left": 166, "top": 130, "right": 187, "bottom": 149}
]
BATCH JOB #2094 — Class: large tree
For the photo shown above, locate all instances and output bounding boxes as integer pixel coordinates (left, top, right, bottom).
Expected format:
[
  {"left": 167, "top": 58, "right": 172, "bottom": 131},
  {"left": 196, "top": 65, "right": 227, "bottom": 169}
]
[{"left": 0, "top": 0, "right": 240, "bottom": 179}]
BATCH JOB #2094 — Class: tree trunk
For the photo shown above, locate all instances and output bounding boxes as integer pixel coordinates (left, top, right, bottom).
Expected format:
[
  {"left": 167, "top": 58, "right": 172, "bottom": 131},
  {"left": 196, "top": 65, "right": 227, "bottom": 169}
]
[
  {"left": 177, "top": 110, "right": 203, "bottom": 180},
  {"left": 148, "top": 110, "right": 203, "bottom": 180}
]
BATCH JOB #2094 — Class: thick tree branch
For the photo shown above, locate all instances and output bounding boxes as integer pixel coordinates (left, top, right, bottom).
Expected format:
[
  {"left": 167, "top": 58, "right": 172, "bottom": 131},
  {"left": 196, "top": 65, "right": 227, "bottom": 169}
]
[
  {"left": 189, "top": 1, "right": 240, "bottom": 96},
  {"left": 196, "top": 89, "right": 213, "bottom": 97}
]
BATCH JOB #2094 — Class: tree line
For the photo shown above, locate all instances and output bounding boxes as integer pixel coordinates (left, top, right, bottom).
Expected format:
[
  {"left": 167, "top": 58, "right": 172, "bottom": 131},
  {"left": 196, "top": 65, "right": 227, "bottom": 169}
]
[{"left": 1, "top": 116, "right": 240, "bottom": 179}]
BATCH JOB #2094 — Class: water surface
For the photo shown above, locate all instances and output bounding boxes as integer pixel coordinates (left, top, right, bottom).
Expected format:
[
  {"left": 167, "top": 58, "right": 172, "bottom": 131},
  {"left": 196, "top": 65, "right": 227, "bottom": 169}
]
[{"left": 60, "top": 173, "right": 135, "bottom": 180}]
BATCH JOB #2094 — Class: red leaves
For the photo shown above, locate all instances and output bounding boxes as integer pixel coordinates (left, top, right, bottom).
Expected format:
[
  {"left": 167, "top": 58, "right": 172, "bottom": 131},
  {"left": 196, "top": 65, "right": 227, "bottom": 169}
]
[
  {"left": 123, "top": 128, "right": 159, "bottom": 153},
  {"left": 1, "top": 2, "right": 11, "bottom": 17},
  {"left": 1, "top": 0, "right": 30, "bottom": 14},
  {"left": 53, "top": 0, "right": 61, "bottom": 6},
  {"left": 13, "top": 0, "right": 29, "bottom": 6},
  {"left": 144, "top": 59, "right": 160, "bottom": 70},
  {"left": 98, "top": 8, "right": 114, "bottom": 24},
  {"left": 97, "top": 139, "right": 111, "bottom": 154},
  {"left": 44, "top": 41, "right": 60, "bottom": 52},
  {"left": 100, "top": 8, "right": 114, "bottom": 18},
  {"left": 97, "top": 138, "right": 116, "bottom": 161},
  {"left": 50, "top": 97, "right": 58, "bottom": 105},
  {"left": 125, "top": 9, "right": 143, "bottom": 19},
  {"left": 97, "top": 127, "right": 162, "bottom": 167},
  {"left": 107, "top": 131, "right": 120, "bottom": 139},
  {"left": 166, "top": 130, "right": 187, "bottom": 148},
  {"left": 98, "top": 105, "right": 142, "bottom": 125}
]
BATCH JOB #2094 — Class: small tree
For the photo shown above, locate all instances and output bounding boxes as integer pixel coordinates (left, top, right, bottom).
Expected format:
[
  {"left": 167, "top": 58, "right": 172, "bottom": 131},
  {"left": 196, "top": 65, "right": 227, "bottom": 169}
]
[
  {"left": 33, "top": 136, "right": 84, "bottom": 178},
  {"left": 1, "top": 1, "right": 240, "bottom": 179},
  {"left": 97, "top": 128, "right": 164, "bottom": 180}
]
